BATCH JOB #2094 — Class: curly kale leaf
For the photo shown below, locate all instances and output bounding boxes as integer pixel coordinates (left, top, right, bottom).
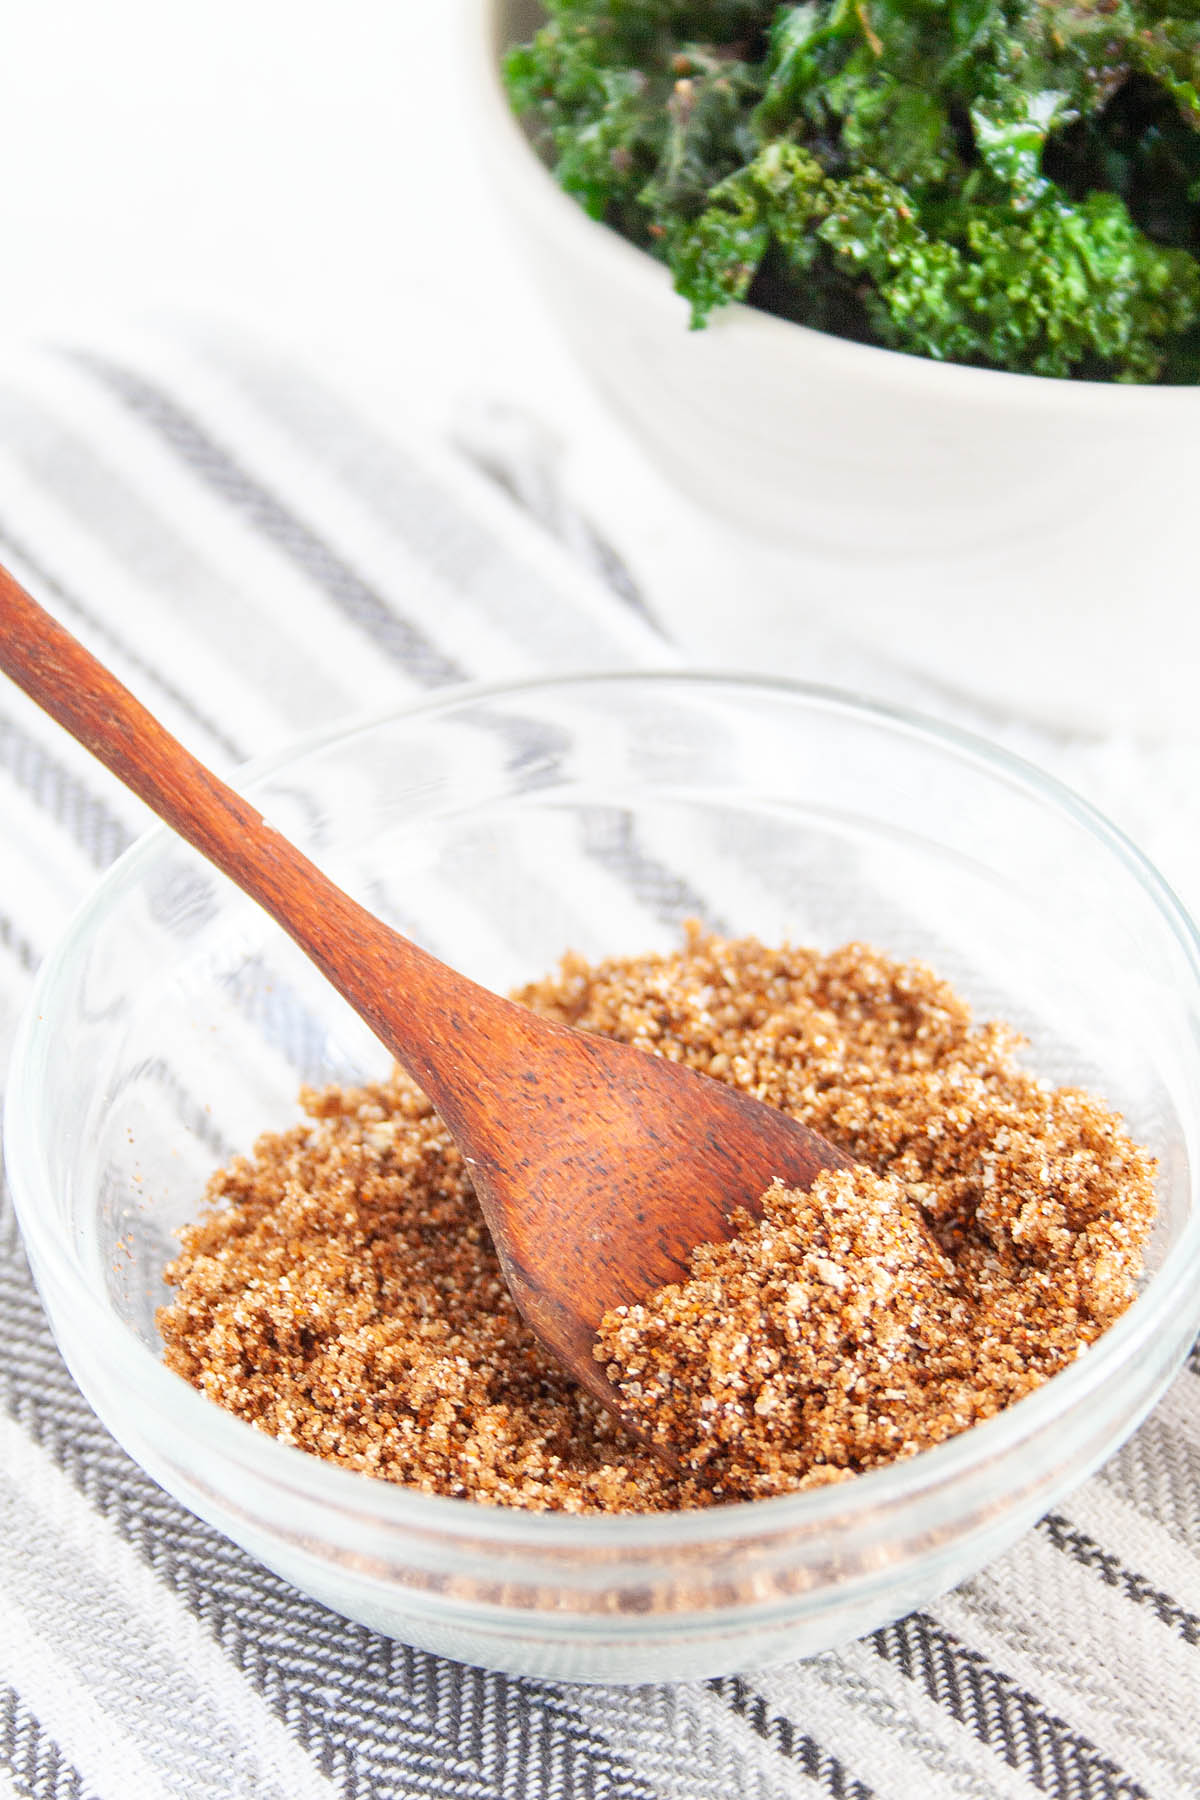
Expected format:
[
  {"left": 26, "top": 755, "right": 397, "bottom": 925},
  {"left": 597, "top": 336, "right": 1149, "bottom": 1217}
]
[
  {"left": 663, "top": 141, "right": 823, "bottom": 321},
  {"left": 664, "top": 163, "right": 774, "bottom": 320},
  {"left": 639, "top": 50, "right": 764, "bottom": 219},
  {"left": 504, "top": 24, "right": 670, "bottom": 221},
  {"left": 548, "top": 0, "right": 770, "bottom": 30},
  {"left": 1135, "top": 18, "right": 1200, "bottom": 124},
  {"left": 503, "top": 5, "right": 774, "bottom": 229},
  {"left": 755, "top": 1, "right": 970, "bottom": 186},
  {"left": 970, "top": 87, "right": 1075, "bottom": 203},
  {"left": 819, "top": 181, "right": 1200, "bottom": 378}
]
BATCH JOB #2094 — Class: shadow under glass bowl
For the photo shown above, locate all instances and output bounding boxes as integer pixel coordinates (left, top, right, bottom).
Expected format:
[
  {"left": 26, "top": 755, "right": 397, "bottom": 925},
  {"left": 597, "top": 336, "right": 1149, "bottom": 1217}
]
[{"left": 7, "top": 673, "right": 1200, "bottom": 1682}]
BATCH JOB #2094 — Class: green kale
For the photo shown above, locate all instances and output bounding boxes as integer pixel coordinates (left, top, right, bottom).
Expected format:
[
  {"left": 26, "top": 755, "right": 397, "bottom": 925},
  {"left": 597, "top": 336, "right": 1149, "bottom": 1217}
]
[{"left": 504, "top": 0, "right": 1200, "bottom": 379}]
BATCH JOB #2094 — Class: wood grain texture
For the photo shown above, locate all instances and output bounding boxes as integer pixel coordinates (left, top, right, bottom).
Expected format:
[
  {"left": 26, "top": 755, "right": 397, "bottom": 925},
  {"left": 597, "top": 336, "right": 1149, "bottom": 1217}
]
[{"left": 0, "top": 561, "right": 853, "bottom": 1425}]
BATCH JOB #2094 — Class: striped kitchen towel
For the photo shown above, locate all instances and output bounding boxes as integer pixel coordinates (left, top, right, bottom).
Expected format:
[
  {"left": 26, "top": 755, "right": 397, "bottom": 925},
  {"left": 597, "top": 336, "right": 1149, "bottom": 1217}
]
[{"left": 0, "top": 329, "right": 1198, "bottom": 1800}]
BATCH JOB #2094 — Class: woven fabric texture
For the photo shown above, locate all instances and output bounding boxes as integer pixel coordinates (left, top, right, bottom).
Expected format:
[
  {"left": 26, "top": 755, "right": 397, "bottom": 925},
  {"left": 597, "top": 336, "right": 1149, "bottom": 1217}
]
[{"left": 0, "top": 333, "right": 1197, "bottom": 1800}]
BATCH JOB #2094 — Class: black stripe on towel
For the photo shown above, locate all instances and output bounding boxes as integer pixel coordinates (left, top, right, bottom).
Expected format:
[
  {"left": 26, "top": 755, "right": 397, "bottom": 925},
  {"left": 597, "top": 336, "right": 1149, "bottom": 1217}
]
[
  {"left": 872, "top": 1612, "right": 1149, "bottom": 1800},
  {"left": 0, "top": 518, "right": 246, "bottom": 765},
  {"left": 0, "top": 1685, "right": 88, "bottom": 1800},
  {"left": 710, "top": 1675, "right": 875, "bottom": 1799},
  {"left": 0, "top": 708, "right": 133, "bottom": 868},
  {"left": 580, "top": 804, "right": 732, "bottom": 935},
  {"left": 1040, "top": 1512, "right": 1200, "bottom": 1647},
  {"left": 461, "top": 422, "right": 659, "bottom": 625},
  {"left": 0, "top": 908, "right": 38, "bottom": 976},
  {"left": 68, "top": 353, "right": 467, "bottom": 689}
]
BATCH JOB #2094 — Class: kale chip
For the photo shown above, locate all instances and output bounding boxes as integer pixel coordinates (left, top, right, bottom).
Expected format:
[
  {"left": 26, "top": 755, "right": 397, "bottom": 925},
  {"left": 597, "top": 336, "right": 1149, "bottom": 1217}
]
[{"left": 504, "top": 0, "right": 1200, "bottom": 380}]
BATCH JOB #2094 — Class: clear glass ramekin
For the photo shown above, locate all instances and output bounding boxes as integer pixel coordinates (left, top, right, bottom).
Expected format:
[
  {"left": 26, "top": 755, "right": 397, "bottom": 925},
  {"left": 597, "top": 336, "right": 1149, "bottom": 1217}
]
[{"left": 7, "top": 675, "right": 1200, "bottom": 1683}]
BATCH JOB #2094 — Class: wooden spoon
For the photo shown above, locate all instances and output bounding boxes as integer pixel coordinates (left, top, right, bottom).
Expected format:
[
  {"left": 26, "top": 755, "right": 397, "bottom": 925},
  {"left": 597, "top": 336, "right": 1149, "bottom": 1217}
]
[{"left": 0, "top": 563, "right": 852, "bottom": 1432}]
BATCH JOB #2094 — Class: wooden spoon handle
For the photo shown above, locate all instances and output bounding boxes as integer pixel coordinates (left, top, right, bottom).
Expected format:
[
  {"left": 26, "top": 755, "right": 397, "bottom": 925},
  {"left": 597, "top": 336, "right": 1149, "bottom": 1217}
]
[{"left": 0, "top": 562, "right": 488, "bottom": 1096}]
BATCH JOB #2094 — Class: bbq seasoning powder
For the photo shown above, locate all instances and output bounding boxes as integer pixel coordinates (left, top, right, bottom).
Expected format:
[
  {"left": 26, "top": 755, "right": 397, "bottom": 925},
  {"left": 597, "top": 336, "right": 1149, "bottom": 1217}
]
[{"left": 158, "top": 929, "right": 1157, "bottom": 1512}]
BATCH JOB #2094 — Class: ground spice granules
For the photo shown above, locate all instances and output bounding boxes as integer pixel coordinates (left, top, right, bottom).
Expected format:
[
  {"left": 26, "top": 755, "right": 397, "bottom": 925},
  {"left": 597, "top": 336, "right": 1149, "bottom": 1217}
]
[{"left": 158, "top": 929, "right": 1157, "bottom": 1512}]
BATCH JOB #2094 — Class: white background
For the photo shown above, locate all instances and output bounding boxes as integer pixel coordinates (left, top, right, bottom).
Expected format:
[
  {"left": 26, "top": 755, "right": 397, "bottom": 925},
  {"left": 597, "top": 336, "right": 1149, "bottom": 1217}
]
[{"left": 0, "top": 0, "right": 569, "bottom": 419}]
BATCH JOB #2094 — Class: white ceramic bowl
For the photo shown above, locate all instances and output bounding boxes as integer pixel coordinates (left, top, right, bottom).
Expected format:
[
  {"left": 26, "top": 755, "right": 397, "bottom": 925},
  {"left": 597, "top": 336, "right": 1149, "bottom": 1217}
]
[
  {"left": 8, "top": 675, "right": 1200, "bottom": 1682},
  {"left": 468, "top": 1, "right": 1200, "bottom": 736}
]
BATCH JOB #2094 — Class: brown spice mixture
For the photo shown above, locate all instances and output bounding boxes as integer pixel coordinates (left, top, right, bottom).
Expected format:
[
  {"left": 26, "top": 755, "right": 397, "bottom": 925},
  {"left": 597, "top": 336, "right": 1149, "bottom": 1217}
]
[{"left": 158, "top": 929, "right": 1157, "bottom": 1511}]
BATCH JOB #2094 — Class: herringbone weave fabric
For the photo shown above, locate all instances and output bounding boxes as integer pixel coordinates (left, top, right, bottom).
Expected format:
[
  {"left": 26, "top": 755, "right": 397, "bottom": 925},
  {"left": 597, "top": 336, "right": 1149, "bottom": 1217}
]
[{"left": 1, "top": 331, "right": 1198, "bottom": 1800}]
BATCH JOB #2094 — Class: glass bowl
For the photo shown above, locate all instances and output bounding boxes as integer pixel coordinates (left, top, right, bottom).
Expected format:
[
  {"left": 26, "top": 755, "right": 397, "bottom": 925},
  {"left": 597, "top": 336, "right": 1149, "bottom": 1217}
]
[{"left": 7, "top": 673, "right": 1200, "bottom": 1684}]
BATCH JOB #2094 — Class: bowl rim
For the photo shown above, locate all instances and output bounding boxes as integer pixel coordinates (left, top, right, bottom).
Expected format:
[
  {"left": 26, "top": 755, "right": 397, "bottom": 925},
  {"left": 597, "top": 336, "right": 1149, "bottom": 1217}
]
[
  {"left": 8, "top": 669, "right": 1200, "bottom": 1551},
  {"left": 470, "top": 0, "right": 1200, "bottom": 406}
]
